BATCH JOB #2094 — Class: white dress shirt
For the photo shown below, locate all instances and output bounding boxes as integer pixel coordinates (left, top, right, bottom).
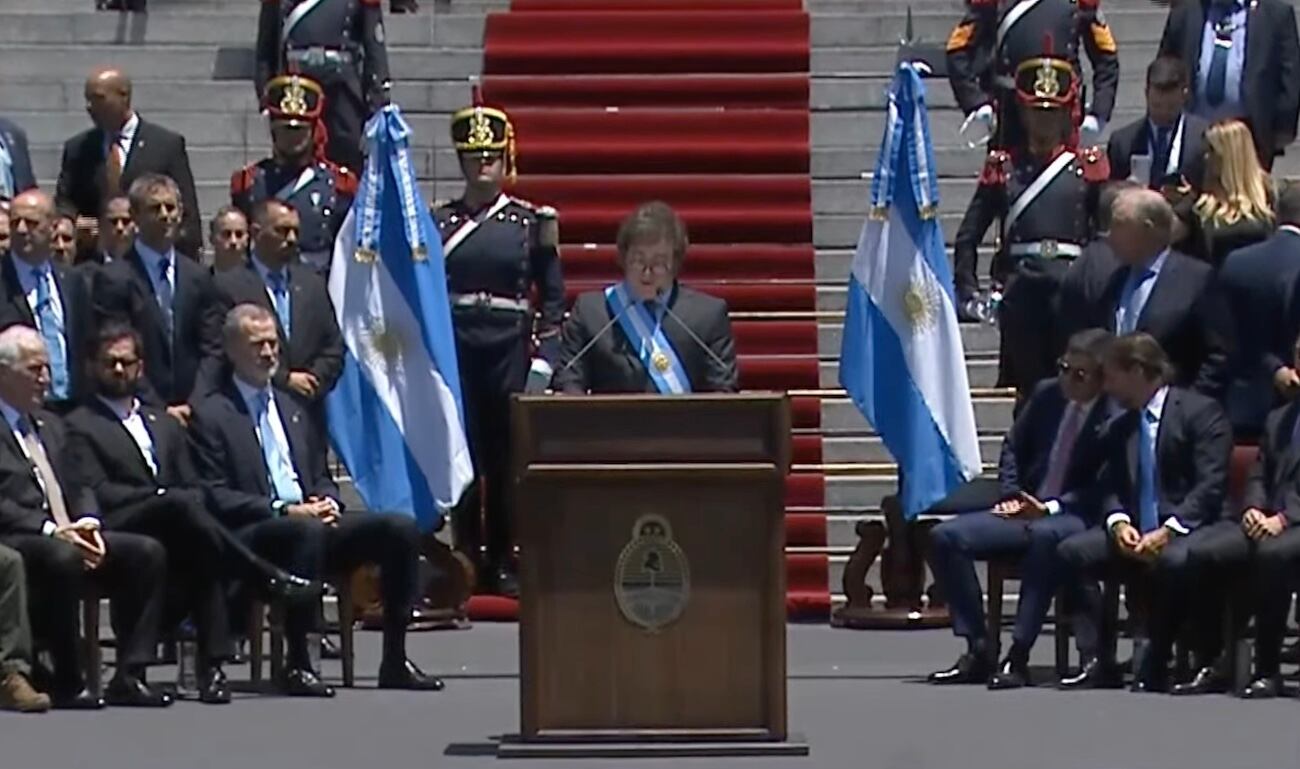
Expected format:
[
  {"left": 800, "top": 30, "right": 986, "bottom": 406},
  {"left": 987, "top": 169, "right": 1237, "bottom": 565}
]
[
  {"left": 0, "top": 398, "right": 97, "bottom": 536},
  {"left": 1105, "top": 386, "right": 1190, "bottom": 534},
  {"left": 104, "top": 112, "right": 140, "bottom": 167},
  {"left": 133, "top": 238, "right": 177, "bottom": 305},
  {"left": 99, "top": 396, "right": 159, "bottom": 478}
]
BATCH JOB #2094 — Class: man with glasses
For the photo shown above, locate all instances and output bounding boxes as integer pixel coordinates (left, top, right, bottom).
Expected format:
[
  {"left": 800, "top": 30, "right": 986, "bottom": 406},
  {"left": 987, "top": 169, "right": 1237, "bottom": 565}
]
[
  {"left": 926, "top": 328, "right": 1115, "bottom": 689},
  {"left": 433, "top": 102, "right": 565, "bottom": 597}
]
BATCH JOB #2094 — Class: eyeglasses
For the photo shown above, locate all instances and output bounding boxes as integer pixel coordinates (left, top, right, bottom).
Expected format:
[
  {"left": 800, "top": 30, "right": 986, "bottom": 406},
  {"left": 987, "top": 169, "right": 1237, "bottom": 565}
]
[
  {"left": 1057, "top": 358, "right": 1096, "bottom": 382},
  {"left": 101, "top": 356, "right": 141, "bottom": 370},
  {"left": 627, "top": 259, "right": 671, "bottom": 276}
]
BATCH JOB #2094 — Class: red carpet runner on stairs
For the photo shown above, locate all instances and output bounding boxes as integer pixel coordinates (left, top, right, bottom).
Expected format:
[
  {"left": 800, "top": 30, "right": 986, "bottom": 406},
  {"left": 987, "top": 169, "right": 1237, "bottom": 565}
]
[{"left": 467, "top": 0, "right": 828, "bottom": 621}]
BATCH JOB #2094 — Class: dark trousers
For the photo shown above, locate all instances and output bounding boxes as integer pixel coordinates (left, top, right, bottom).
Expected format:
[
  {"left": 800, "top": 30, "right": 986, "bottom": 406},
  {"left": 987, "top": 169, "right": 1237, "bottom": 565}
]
[
  {"left": 2, "top": 531, "right": 165, "bottom": 694},
  {"left": 930, "top": 511, "right": 1087, "bottom": 651},
  {"left": 998, "top": 256, "right": 1073, "bottom": 398},
  {"left": 1186, "top": 519, "right": 1300, "bottom": 676},
  {"left": 237, "top": 512, "right": 420, "bottom": 669},
  {"left": 0, "top": 543, "right": 33, "bottom": 678},
  {"left": 1058, "top": 525, "right": 1202, "bottom": 672},
  {"left": 453, "top": 329, "right": 529, "bottom": 566},
  {"left": 105, "top": 492, "right": 244, "bottom": 666}
]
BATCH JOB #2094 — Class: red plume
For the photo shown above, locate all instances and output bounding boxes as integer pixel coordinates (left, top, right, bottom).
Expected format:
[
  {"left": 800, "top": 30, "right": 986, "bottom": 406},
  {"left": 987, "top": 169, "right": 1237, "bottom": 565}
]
[
  {"left": 1042, "top": 32, "right": 1055, "bottom": 57},
  {"left": 471, "top": 80, "right": 484, "bottom": 107}
]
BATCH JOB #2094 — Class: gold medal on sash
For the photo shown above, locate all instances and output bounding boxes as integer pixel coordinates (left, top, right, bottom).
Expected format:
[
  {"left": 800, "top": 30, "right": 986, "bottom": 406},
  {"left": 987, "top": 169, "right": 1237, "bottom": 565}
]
[{"left": 652, "top": 350, "right": 670, "bottom": 373}]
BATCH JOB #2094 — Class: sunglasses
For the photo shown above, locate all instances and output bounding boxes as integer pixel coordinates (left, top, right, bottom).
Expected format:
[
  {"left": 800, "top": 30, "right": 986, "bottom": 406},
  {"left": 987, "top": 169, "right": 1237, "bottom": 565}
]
[{"left": 1057, "top": 359, "right": 1096, "bottom": 382}]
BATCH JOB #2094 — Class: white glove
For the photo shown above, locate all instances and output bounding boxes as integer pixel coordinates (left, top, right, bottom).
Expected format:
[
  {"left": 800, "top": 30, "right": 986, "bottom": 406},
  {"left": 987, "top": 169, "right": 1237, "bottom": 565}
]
[
  {"left": 960, "top": 104, "right": 996, "bottom": 148},
  {"left": 1080, "top": 114, "right": 1104, "bottom": 143},
  {"left": 525, "top": 357, "right": 554, "bottom": 394}
]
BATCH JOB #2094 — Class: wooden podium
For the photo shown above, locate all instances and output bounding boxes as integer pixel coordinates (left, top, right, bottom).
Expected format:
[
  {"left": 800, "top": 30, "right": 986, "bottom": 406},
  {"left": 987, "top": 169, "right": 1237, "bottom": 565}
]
[{"left": 501, "top": 394, "right": 807, "bottom": 758}]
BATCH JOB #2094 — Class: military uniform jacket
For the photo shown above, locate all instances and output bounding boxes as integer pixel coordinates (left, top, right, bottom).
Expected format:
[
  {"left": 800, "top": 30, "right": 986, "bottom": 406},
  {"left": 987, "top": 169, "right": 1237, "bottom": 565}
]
[
  {"left": 255, "top": 0, "right": 391, "bottom": 102},
  {"left": 434, "top": 195, "right": 566, "bottom": 362},
  {"left": 231, "top": 158, "right": 356, "bottom": 257},
  {"left": 946, "top": 0, "right": 1119, "bottom": 119},
  {"left": 954, "top": 145, "right": 1108, "bottom": 290}
]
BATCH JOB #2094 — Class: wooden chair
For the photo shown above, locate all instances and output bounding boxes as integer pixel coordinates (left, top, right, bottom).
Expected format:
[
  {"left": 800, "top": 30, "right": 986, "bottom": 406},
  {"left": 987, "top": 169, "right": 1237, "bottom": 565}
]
[
  {"left": 81, "top": 592, "right": 105, "bottom": 697},
  {"left": 249, "top": 572, "right": 356, "bottom": 688},
  {"left": 985, "top": 556, "right": 1072, "bottom": 677}
]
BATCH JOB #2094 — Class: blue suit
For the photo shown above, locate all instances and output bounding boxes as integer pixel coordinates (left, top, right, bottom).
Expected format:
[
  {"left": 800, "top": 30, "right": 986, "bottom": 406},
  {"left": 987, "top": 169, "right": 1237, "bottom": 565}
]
[
  {"left": 0, "top": 117, "right": 36, "bottom": 198},
  {"left": 929, "top": 378, "right": 1109, "bottom": 651}
]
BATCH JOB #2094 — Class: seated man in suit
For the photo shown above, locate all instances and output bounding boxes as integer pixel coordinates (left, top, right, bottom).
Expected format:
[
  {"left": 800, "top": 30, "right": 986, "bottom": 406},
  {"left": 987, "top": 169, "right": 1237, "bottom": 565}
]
[
  {"left": 928, "top": 328, "right": 1114, "bottom": 689},
  {"left": 1108, "top": 57, "right": 1208, "bottom": 190},
  {"left": 1058, "top": 333, "right": 1232, "bottom": 692},
  {"left": 1089, "top": 187, "right": 1232, "bottom": 400},
  {"left": 0, "top": 326, "right": 170, "bottom": 708},
  {"left": 553, "top": 202, "right": 738, "bottom": 394},
  {"left": 67, "top": 322, "right": 318, "bottom": 704},
  {"left": 0, "top": 543, "right": 49, "bottom": 712},
  {"left": 191, "top": 303, "right": 443, "bottom": 696},
  {"left": 94, "top": 173, "right": 222, "bottom": 424}
]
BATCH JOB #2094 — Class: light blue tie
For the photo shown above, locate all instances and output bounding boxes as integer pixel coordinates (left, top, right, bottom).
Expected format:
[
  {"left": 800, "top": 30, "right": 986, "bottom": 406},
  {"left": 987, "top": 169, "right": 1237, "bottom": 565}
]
[
  {"left": 1206, "top": 4, "right": 1234, "bottom": 107},
  {"left": 267, "top": 270, "right": 291, "bottom": 337},
  {"left": 155, "top": 257, "right": 174, "bottom": 343},
  {"left": 0, "top": 136, "right": 13, "bottom": 201},
  {"left": 33, "top": 268, "right": 68, "bottom": 401},
  {"left": 1119, "top": 268, "right": 1154, "bottom": 334},
  {"left": 1138, "top": 410, "right": 1160, "bottom": 532},
  {"left": 255, "top": 391, "right": 303, "bottom": 505}
]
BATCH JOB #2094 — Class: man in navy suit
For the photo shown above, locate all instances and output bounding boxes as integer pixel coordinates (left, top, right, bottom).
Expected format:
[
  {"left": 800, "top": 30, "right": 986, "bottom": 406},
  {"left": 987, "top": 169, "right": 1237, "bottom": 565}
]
[
  {"left": 1107, "top": 57, "right": 1209, "bottom": 190},
  {"left": 0, "top": 118, "right": 36, "bottom": 202},
  {"left": 927, "top": 328, "right": 1114, "bottom": 689},
  {"left": 1217, "top": 182, "right": 1300, "bottom": 439},
  {"left": 1058, "top": 333, "right": 1232, "bottom": 692}
]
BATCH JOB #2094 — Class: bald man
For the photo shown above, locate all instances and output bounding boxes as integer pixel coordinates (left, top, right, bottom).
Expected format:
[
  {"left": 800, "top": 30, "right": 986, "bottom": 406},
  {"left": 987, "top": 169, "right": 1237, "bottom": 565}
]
[
  {"left": 56, "top": 68, "right": 201, "bottom": 259},
  {"left": 0, "top": 191, "right": 95, "bottom": 412}
]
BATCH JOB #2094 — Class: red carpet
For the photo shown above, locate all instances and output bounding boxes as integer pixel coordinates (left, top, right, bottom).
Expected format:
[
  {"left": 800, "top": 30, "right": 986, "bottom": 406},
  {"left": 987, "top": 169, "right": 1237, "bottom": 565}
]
[{"left": 477, "top": 0, "right": 825, "bottom": 620}]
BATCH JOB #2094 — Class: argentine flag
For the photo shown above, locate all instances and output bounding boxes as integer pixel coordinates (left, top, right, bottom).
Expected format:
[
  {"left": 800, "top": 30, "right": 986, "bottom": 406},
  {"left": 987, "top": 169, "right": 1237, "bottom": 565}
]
[
  {"left": 326, "top": 105, "right": 474, "bottom": 531},
  {"left": 839, "top": 65, "right": 981, "bottom": 519}
]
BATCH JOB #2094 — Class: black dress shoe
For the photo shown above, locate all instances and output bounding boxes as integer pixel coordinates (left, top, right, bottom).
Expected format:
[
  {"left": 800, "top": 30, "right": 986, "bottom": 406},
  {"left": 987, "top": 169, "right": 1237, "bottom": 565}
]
[
  {"left": 1240, "top": 676, "right": 1282, "bottom": 700},
  {"left": 198, "top": 667, "right": 231, "bottom": 705},
  {"left": 51, "top": 687, "right": 105, "bottom": 710},
  {"left": 927, "top": 653, "right": 991, "bottom": 685},
  {"left": 493, "top": 565, "right": 519, "bottom": 598},
  {"left": 1058, "top": 657, "right": 1124, "bottom": 690},
  {"left": 1170, "top": 665, "right": 1228, "bottom": 696},
  {"left": 988, "top": 656, "right": 1030, "bottom": 690},
  {"left": 378, "top": 658, "right": 445, "bottom": 691},
  {"left": 105, "top": 675, "right": 173, "bottom": 707},
  {"left": 280, "top": 667, "right": 335, "bottom": 698},
  {"left": 1130, "top": 672, "right": 1169, "bottom": 693},
  {"left": 265, "top": 572, "right": 322, "bottom": 604}
]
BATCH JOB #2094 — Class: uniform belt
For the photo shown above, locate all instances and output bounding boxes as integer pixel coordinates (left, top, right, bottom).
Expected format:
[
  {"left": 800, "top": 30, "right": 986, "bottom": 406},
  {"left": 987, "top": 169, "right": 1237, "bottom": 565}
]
[
  {"left": 1007, "top": 240, "right": 1082, "bottom": 259},
  {"left": 285, "top": 47, "right": 354, "bottom": 67},
  {"left": 451, "top": 292, "right": 531, "bottom": 312}
]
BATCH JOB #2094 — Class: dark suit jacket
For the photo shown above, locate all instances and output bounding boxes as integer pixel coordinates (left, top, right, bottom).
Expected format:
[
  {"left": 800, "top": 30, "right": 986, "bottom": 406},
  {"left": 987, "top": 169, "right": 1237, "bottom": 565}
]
[
  {"left": 66, "top": 399, "right": 203, "bottom": 525},
  {"left": 0, "top": 117, "right": 37, "bottom": 196},
  {"left": 1244, "top": 400, "right": 1300, "bottom": 523},
  {"left": 997, "top": 378, "right": 1111, "bottom": 521},
  {"left": 553, "top": 284, "right": 739, "bottom": 394},
  {"left": 0, "top": 408, "right": 97, "bottom": 535},
  {"left": 1056, "top": 239, "right": 1121, "bottom": 343},
  {"left": 93, "top": 246, "right": 222, "bottom": 407},
  {"left": 1106, "top": 112, "right": 1209, "bottom": 190},
  {"left": 209, "top": 262, "right": 344, "bottom": 399},
  {"left": 1096, "top": 250, "right": 1233, "bottom": 399},
  {"left": 55, "top": 117, "right": 202, "bottom": 257},
  {"left": 1217, "top": 229, "right": 1300, "bottom": 435},
  {"left": 0, "top": 256, "right": 96, "bottom": 403},
  {"left": 1159, "top": 0, "right": 1300, "bottom": 167},
  {"left": 1101, "top": 387, "right": 1231, "bottom": 531},
  {"left": 189, "top": 382, "right": 338, "bottom": 530}
]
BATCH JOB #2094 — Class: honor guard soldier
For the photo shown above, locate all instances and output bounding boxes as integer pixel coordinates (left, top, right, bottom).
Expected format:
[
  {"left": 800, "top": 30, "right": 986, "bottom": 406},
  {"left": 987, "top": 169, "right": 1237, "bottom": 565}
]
[
  {"left": 255, "top": 0, "right": 392, "bottom": 173},
  {"left": 231, "top": 75, "right": 356, "bottom": 272},
  {"left": 953, "top": 54, "right": 1109, "bottom": 399},
  {"left": 947, "top": 0, "right": 1118, "bottom": 151},
  {"left": 434, "top": 103, "right": 565, "bottom": 597}
]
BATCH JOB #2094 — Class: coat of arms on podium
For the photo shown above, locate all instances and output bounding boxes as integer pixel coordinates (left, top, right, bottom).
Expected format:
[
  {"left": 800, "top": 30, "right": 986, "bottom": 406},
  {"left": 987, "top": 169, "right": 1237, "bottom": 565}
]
[{"left": 614, "top": 514, "right": 690, "bottom": 632}]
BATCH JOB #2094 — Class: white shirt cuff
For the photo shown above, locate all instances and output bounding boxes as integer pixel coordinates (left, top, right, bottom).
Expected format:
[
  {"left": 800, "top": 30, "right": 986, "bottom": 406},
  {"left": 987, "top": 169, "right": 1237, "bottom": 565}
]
[
  {"left": 529, "top": 358, "right": 554, "bottom": 378},
  {"left": 74, "top": 517, "right": 100, "bottom": 530},
  {"left": 1163, "top": 517, "right": 1190, "bottom": 536},
  {"left": 41, "top": 520, "right": 56, "bottom": 537},
  {"left": 1106, "top": 512, "right": 1132, "bottom": 530},
  {"left": 1044, "top": 499, "right": 1062, "bottom": 516}
]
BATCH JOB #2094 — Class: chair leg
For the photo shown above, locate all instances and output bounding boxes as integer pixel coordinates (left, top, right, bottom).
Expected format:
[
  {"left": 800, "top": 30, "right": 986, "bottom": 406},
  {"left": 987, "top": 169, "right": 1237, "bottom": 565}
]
[
  {"left": 986, "top": 567, "right": 1004, "bottom": 665},
  {"left": 1054, "top": 588, "right": 1070, "bottom": 678},
  {"left": 338, "top": 576, "right": 355, "bottom": 688},
  {"left": 82, "top": 598, "right": 102, "bottom": 698},
  {"left": 269, "top": 602, "right": 285, "bottom": 682},
  {"left": 249, "top": 602, "right": 264, "bottom": 685}
]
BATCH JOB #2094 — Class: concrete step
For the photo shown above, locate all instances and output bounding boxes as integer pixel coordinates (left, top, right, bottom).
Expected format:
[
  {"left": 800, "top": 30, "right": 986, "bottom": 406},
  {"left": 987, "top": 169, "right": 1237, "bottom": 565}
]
[
  {"left": 813, "top": 43, "right": 1163, "bottom": 76},
  {"left": 815, "top": 246, "right": 997, "bottom": 287},
  {"left": 818, "top": 319, "right": 999, "bottom": 358},
  {"left": 809, "top": 9, "right": 1170, "bottom": 48},
  {"left": 822, "top": 395, "right": 1014, "bottom": 435},
  {"left": 819, "top": 355, "right": 999, "bottom": 388},
  {"left": 823, "top": 433, "right": 1002, "bottom": 465}
]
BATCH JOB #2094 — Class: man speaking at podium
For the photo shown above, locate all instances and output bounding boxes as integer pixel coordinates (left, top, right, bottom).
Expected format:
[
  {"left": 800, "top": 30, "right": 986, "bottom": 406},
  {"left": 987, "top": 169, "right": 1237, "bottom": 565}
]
[{"left": 552, "top": 202, "right": 739, "bottom": 394}]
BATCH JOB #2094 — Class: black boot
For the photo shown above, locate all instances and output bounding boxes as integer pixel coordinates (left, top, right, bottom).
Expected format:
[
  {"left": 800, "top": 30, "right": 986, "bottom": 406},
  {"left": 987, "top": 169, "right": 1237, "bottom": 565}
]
[
  {"left": 928, "top": 641, "right": 990, "bottom": 685},
  {"left": 988, "top": 645, "right": 1031, "bottom": 690}
]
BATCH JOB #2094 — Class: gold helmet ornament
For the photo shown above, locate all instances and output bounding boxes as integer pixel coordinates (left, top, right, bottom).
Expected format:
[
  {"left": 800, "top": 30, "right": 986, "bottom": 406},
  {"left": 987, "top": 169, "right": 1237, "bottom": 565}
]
[{"left": 449, "top": 86, "right": 517, "bottom": 182}]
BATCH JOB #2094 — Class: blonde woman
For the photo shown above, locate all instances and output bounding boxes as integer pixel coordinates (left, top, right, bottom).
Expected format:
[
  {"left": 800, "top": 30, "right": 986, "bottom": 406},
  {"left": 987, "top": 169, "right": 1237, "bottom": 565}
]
[{"left": 1180, "top": 119, "right": 1275, "bottom": 266}]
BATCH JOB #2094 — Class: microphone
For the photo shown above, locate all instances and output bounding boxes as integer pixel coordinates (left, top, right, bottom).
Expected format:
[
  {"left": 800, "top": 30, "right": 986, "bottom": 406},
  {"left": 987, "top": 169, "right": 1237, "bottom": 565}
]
[
  {"left": 660, "top": 295, "right": 731, "bottom": 373},
  {"left": 554, "top": 292, "right": 640, "bottom": 382}
]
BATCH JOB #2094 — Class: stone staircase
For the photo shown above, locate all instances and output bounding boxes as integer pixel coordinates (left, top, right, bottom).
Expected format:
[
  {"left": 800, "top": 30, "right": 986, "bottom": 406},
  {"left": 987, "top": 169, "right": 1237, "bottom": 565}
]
[{"left": 2, "top": 0, "right": 1295, "bottom": 610}]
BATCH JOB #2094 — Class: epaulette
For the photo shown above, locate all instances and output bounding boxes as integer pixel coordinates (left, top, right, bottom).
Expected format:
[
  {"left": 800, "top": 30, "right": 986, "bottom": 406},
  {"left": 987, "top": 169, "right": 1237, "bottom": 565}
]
[
  {"left": 1078, "top": 145, "right": 1110, "bottom": 183},
  {"left": 230, "top": 163, "right": 259, "bottom": 196},
  {"left": 326, "top": 161, "right": 358, "bottom": 196},
  {"left": 978, "top": 150, "right": 1010, "bottom": 187},
  {"left": 508, "top": 195, "right": 538, "bottom": 212}
]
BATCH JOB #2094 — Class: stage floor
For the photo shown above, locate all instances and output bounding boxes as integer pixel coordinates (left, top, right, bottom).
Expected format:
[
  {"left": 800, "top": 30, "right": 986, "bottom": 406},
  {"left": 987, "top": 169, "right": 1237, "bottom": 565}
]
[{"left": 3, "top": 624, "right": 1298, "bottom": 769}]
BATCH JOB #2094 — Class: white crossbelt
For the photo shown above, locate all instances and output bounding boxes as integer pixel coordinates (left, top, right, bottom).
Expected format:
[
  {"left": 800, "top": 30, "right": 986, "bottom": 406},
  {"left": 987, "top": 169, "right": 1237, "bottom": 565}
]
[
  {"left": 1008, "top": 241, "right": 1083, "bottom": 259},
  {"left": 450, "top": 292, "right": 531, "bottom": 312}
]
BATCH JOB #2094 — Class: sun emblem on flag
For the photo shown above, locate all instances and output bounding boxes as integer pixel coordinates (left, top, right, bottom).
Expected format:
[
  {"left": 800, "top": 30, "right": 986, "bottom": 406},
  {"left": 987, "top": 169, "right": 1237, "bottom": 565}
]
[
  {"left": 361, "top": 320, "right": 404, "bottom": 369},
  {"left": 902, "top": 273, "right": 941, "bottom": 334}
]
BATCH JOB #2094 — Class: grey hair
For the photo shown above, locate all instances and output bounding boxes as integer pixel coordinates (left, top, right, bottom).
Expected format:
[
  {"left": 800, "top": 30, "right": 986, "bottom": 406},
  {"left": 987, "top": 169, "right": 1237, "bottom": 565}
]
[
  {"left": 222, "top": 303, "right": 275, "bottom": 348},
  {"left": 1112, "top": 187, "right": 1175, "bottom": 240},
  {"left": 127, "top": 173, "right": 181, "bottom": 213},
  {"left": 0, "top": 326, "right": 45, "bottom": 370}
]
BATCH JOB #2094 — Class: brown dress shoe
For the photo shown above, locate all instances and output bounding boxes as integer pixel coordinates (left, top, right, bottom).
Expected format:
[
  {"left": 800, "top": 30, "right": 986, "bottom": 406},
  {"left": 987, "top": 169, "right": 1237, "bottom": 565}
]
[{"left": 0, "top": 672, "right": 51, "bottom": 712}]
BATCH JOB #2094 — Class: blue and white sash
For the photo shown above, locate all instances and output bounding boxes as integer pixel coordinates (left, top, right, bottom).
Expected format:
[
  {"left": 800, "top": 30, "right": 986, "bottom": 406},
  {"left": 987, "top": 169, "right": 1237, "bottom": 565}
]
[{"left": 604, "top": 282, "right": 691, "bottom": 394}]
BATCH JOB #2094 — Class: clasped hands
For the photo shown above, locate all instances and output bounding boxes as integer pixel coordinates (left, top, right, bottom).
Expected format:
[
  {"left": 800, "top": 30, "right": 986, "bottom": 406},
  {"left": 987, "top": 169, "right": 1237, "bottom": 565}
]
[
  {"left": 1242, "top": 507, "right": 1287, "bottom": 541},
  {"left": 54, "top": 519, "right": 106, "bottom": 570},
  {"left": 1111, "top": 521, "right": 1170, "bottom": 562},
  {"left": 992, "top": 491, "right": 1049, "bottom": 519},
  {"left": 286, "top": 496, "right": 339, "bottom": 526}
]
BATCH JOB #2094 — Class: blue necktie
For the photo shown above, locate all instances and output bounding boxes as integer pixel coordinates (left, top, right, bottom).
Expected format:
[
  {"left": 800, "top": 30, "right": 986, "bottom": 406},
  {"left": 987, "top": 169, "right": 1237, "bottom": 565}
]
[
  {"left": 268, "top": 270, "right": 291, "bottom": 337},
  {"left": 1206, "top": 4, "right": 1234, "bottom": 107},
  {"left": 254, "top": 391, "right": 303, "bottom": 505},
  {"left": 1138, "top": 410, "right": 1160, "bottom": 532},
  {"left": 1151, "top": 126, "right": 1172, "bottom": 186},
  {"left": 33, "top": 268, "right": 68, "bottom": 401},
  {"left": 0, "top": 136, "right": 13, "bottom": 201},
  {"left": 1119, "top": 268, "right": 1154, "bottom": 334},
  {"left": 155, "top": 257, "right": 174, "bottom": 343}
]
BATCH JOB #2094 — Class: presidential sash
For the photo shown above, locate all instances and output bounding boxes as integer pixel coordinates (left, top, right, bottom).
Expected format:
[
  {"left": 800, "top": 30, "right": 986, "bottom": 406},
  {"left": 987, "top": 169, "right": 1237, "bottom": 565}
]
[{"left": 604, "top": 282, "right": 691, "bottom": 394}]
